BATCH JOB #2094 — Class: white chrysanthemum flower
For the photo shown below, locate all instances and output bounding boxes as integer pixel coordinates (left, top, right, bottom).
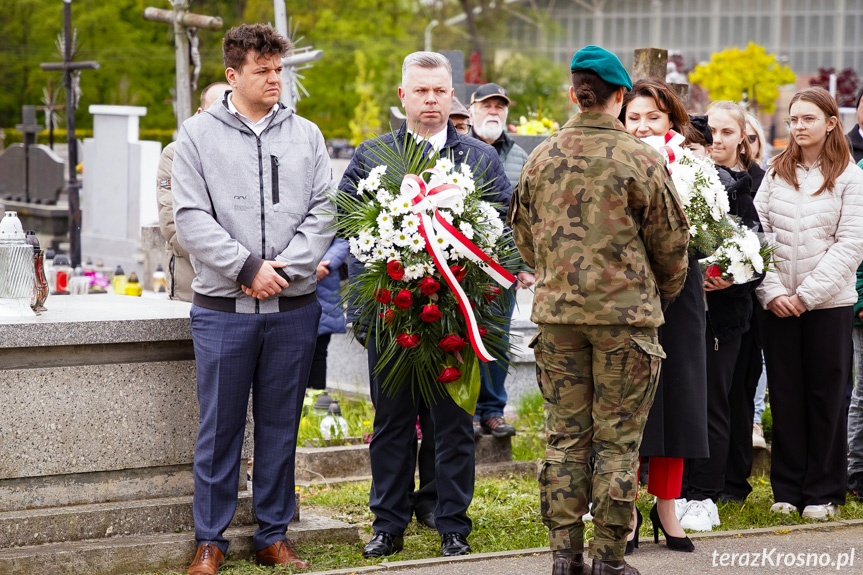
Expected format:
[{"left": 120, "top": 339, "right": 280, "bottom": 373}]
[
  {"left": 369, "top": 245, "right": 386, "bottom": 262},
  {"left": 435, "top": 157, "right": 454, "bottom": 172},
  {"left": 407, "top": 233, "right": 426, "bottom": 253},
  {"left": 393, "top": 229, "right": 412, "bottom": 248},
  {"left": 383, "top": 249, "right": 399, "bottom": 261},
  {"left": 403, "top": 263, "right": 426, "bottom": 281},
  {"left": 376, "top": 189, "right": 393, "bottom": 205},
  {"left": 458, "top": 221, "right": 475, "bottom": 240},
  {"left": 432, "top": 233, "right": 451, "bottom": 251},
  {"left": 403, "top": 214, "right": 420, "bottom": 230},
  {"left": 349, "top": 237, "right": 364, "bottom": 261},
  {"left": 376, "top": 210, "right": 395, "bottom": 231},
  {"left": 729, "top": 260, "right": 753, "bottom": 283},
  {"left": 370, "top": 164, "right": 387, "bottom": 180},
  {"left": 389, "top": 194, "right": 414, "bottom": 216},
  {"left": 358, "top": 230, "right": 376, "bottom": 252},
  {"left": 726, "top": 245, "right": 743, "bottom": 264},
  {"left": 437, "top": 210, "right": 454, "bottom": 225}
]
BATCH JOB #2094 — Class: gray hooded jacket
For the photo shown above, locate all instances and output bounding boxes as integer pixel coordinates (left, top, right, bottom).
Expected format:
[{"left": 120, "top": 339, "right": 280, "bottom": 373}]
[{"left": 172, "top": 92, "right": 334, "bottom": 313}]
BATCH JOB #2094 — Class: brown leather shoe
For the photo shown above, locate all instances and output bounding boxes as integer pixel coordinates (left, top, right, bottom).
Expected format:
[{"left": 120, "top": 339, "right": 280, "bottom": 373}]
[
  {"left": 552, "top": 551, "right": 590, "bottom": 575},
  {"left": 187, "top": 543, "right": 224, "bottom": 575},
  {"left": 590, "top": 559, "right": 640, "bottom": 575},
  {"left": 255, "top": 539, "right": 310, "bottom": 569}
]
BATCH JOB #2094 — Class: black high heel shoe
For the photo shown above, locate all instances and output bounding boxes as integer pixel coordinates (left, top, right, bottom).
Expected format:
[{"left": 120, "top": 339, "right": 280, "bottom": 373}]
[
  {"left": 650, "top": 503, "right": 694, "bottom": 552},
  {"left": 624, "top": 508, "right": 642, "bottom": 555}
]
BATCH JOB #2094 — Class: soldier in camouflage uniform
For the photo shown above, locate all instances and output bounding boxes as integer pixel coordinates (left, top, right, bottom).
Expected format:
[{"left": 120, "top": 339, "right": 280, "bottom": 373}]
[{"left": 508, "top": 46, "right": 689, "bottom": 575}]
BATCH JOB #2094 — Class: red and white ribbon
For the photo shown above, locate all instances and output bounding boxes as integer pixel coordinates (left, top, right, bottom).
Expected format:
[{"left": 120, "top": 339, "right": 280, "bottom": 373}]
[
  {"left": 399, "top": 170, "right": 516, "bottom": 362},
  {"left": 642, "top": 130, "right": 686, "bottom": 173}
]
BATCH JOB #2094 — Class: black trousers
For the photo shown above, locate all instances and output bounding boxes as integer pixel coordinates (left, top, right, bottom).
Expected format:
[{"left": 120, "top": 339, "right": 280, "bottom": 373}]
[
  {"left": 722, "top": 318, "right": 762, "bottom": 500},
  {"left": 758, "top": 306, "right": 852, "bottom": 508},
  {"left": 681, "top": 322, "right": 742, "bottom": 501},
  {"left": 307, "top": 333, "right": 331, "bottom": 390},
  {"left": 409, "top": 407, "right": 438, "bottom": 518},
  {"left": 366, "top": 332, "right": 475, "bottom": 537}
]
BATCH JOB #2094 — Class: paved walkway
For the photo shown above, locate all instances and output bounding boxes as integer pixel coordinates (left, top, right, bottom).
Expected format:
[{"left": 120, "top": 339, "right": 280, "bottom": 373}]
[{"left": 308, "top": 520, "right": 863, "bottom": 575}]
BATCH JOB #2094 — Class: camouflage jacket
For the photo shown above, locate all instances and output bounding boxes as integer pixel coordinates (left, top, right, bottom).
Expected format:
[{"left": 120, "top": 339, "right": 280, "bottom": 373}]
[{"left": 508, "top": 112, "right": 689, "bottom": 327}]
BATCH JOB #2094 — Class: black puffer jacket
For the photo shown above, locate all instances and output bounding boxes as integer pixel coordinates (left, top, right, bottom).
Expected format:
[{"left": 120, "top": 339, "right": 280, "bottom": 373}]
[
  {"left": 340, "top": 121, "right": 513, "bottom": 335},
  {"left": 705, "top": 165, "right": 765, "bottom": 343}
]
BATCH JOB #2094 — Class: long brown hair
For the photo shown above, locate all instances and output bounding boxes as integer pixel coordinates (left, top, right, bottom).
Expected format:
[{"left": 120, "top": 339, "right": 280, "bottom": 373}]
[
  {"left": 770, "top": 87, "right": 850, "bottom": 196},
  {"left": 621, "top": 78, "right": 690, "bottom": 133},
  {"left": 706, "top": 101, "right": 754, "bottom": 169}
]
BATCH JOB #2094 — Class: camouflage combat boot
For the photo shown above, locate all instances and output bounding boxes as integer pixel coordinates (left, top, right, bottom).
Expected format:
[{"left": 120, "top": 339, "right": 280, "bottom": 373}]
[
  {"left": 552, "top": 551, "right": 590, "bottom": 575},
  {"left": 590, "top": 559, "right": 640, "bottom": 575}
]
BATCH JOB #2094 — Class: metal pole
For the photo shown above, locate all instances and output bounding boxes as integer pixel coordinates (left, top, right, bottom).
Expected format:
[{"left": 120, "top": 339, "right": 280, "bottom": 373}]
[
  {"left": 273, "top": 0, "right": 292, "bottom": 106},
  {"left": 64, "top": 0, "right": 82, "bottom": 268},
  {"left": 424, "top": 20, "right": 439, "bottom": 52}
]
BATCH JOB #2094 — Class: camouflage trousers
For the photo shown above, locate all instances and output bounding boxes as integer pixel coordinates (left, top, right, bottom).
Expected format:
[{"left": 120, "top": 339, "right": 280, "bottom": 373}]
[{"left": 530, "top": 323, "right": 664, "bottom": 561}]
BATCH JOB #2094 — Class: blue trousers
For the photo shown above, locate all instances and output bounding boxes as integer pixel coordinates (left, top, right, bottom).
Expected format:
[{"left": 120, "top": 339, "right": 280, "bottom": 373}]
[
  {"left": 475, "top": 285, "right": 516, "bottom": 420},
  {"left": 190, "top": 301, "right": 320, "bottom": 554},
  {"left": 366, "top": 331, "right": 475, "bottom": 537}
]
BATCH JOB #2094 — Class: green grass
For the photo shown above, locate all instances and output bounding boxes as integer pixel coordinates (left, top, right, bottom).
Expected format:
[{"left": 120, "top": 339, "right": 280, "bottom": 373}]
[
  {"left": 137, "top": 391, "right": 863, "bottom": 574},
  {"left": 136, "top": 473, "right": 863, "bottom": 575}
]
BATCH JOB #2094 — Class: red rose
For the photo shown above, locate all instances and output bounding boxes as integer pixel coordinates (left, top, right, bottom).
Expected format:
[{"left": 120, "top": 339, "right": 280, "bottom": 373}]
[
  {"left": 479, "top": 327, "right": 488, "bottom": 337},
  {"left": 705, "top": 265, "right": 722, "bottom": 278},
  {"left": 450, "top": 265, "right": 466, "bottom": 281},
  {"left": 378, "top": 309, "right": 396, "bottom": 324},
  {"left": 484, "top": 286, "right": 501, "bottom": 302},
  {"left": 418, "top": 276, "right": 441, "bottom": 295},
  {"left": 396, "top": 333, "right": 421, "bottom": 348},
  {"left": 387, "top": 260, "right": 405, "bottom": 280},
  {"left": 438, "top": 334, "right": 467, "bottom": 352},
  {"left": 375, "top": 288, "right": 392, "bottom": 304},
  {"left": 436, "top": 367, "right": 462, "bottom": 383},
  {"left": 394, "top": 289, "right": 413, "bottom": 309},
  {"left": 419, "top": 304, "right": 442, "bottom": 322}
]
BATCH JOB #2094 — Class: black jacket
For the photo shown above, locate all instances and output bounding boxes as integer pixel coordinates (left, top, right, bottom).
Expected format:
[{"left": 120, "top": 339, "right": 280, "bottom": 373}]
[
  {"left": 705, "top": 165, "right": 765, "bottom": 342},
  {"left": 340, "top": 121, "right": 514, "bottom": 334},
  {"left": 847, "top": 126, "right": 863, "bottom": 164}
]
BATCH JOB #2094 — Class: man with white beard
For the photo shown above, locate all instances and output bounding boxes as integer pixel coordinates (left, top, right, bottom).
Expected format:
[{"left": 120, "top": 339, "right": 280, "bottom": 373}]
[{"left": 468, "top": 83, "right": 534, "bottom": 440}]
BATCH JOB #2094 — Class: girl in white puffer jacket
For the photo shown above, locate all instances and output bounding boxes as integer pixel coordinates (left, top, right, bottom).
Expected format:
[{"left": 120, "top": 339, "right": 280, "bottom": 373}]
[{"left": 755, "top": 87, "right": 863, "bottom": 520}]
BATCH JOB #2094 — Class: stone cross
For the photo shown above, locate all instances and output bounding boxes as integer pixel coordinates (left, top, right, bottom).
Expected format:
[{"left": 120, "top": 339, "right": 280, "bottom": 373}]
[
  {"left": 143, "top": 1, "right": 223, "bottom": 132},
  {"left": 39, "top": 0, "right": 99, "bottom": 268}
]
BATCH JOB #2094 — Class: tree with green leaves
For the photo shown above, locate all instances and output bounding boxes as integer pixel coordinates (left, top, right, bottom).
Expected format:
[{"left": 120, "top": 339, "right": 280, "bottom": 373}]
[
  {"left": 348, "top": 51, "right": 381, "bottom": 146},
  {"left": 688, "top": 42, "right": 795, "bottom": 114}
]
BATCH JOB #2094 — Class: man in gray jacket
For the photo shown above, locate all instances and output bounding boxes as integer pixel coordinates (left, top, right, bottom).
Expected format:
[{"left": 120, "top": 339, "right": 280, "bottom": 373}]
[{"left": 172, "top": 24, "right": 334, "bottom": 575}]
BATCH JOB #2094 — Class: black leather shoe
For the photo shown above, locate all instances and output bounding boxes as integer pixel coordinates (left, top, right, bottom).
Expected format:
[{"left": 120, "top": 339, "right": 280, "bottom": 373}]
[
  {"left": 417, "top": 512, "right": 436, "bottom": 530},
  {"left": 590, "top": 559, "right": 640, "bottom": 575},
  {"left": 362, "top": 531, "right": 404, "bottom": 558},
  {"left": 441, "top": 532, "right": 471, "bottom": 556},
  {"left": 552, "top": 551, "right": 590, "bottom": 575}
]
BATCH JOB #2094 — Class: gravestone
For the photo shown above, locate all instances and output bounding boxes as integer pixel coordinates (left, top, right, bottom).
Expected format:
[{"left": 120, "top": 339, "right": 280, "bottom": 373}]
[
  {"left": 81, "top": 105, "right": 161, "bottom": 274},
  {"left": 0, "top": 107, "right": 64, "bottom": 205}
]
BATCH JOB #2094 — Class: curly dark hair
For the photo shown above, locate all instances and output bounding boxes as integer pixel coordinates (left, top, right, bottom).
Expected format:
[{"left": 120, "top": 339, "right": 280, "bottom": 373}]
[{"left": 222, "top": 24, "right": 292, "bottom": 71}]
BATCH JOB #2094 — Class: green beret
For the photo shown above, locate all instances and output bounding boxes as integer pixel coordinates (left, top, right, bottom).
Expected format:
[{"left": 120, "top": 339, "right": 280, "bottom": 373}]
[{"left": 570, "top": 45, "right": 632, "bottom": 91}]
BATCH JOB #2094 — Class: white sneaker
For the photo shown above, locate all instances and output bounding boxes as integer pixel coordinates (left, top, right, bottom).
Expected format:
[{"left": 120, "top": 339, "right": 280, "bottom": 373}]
[
  {"left": 583, "top": 502, "right": 593, "bottom": 522},
  {"left": 753, "top": 423, "right": 767, "bottom": 448},
  {"left": 701, "top": 498, "right": 721, "bottom": 527},
  {"left": 674, "top": 498, "right": 689, "bottom": 521},
  {"left": 770, "top": 502, "right": 796, "bottom": 514},
  {"left": 679, "top": 500, "right": 713, "bottom": 532},
  {"left": 801, "top": 504, "right": 839, "bottom": 520}
]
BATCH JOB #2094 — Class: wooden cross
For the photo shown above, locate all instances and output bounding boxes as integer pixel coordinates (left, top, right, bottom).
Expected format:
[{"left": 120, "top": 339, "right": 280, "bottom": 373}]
[
  {"left": 40, "top": 0, "right": 99, "bottom": 268},
  {"left": 143, "top": 1, "right": 223, "bottom": 132}
]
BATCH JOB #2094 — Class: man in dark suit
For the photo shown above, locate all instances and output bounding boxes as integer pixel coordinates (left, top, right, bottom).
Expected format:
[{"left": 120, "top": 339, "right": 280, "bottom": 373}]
[
  {"left": 339, "top": 51, "right": 512, "bottom": 559},
  {"left": 845, "top": 86, "right": 863, "bottom": 163}
]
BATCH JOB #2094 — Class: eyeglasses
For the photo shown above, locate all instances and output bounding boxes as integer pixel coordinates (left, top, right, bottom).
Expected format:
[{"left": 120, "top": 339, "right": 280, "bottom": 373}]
[
  {"left": 747, "top": 134, "right": 758, "bottom": 143},
  {"left": 453, "top": 122, "right": 471, "bottom": 134},
  {"left": 784, "top": 115, "right": 823, "bottom": 129}
]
